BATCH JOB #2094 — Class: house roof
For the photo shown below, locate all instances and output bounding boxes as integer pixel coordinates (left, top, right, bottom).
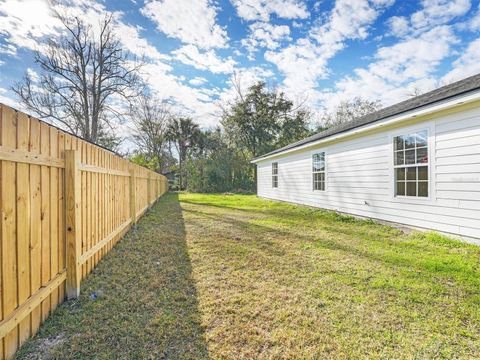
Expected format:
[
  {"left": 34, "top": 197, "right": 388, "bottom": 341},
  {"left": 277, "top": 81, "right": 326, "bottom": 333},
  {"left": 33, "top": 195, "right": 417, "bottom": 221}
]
[{"left": 253, "top": 72, "right": 480, "bottom": 162}]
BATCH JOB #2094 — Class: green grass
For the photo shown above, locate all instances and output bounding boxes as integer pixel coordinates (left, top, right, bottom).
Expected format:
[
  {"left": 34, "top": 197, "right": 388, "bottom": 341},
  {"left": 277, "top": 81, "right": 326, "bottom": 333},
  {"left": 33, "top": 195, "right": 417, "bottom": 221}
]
[{"left": 16, "top": 193, "right": 480, "bottom": 359}]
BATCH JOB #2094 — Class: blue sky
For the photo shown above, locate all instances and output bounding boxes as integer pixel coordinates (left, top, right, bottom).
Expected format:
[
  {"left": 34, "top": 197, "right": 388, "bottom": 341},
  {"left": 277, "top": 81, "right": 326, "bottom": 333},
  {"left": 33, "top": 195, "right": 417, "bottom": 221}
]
[{"left": 1, "top": 0, "right": 480, "bottom": 146}]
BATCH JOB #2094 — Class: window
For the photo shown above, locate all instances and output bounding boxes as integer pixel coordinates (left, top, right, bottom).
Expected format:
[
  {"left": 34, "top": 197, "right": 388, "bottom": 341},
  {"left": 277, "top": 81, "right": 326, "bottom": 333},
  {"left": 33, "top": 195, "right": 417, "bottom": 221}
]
[
  {"left": 272, "top": 162, "right": 278, "bottom": 188},
  {"left": 393, "top": 130, "right": 428, "bottom": 197},
  {"left": 312, "top": 152, "right": 326, "bottom": 191}
]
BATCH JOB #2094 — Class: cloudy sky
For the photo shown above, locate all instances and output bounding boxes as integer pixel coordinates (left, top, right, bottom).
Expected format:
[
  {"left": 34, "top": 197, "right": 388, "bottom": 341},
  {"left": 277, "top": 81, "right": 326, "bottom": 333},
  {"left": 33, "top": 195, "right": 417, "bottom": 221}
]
[{"left": 1, "top": 0, "right": 480, "bottom": 146}]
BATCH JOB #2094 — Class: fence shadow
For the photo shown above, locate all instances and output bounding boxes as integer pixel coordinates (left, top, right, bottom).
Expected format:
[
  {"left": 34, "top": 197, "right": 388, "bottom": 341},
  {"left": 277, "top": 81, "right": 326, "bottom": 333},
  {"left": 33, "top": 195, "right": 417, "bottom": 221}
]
[{"left": 14, "top": 193, "right": 210, "bottom": 359}]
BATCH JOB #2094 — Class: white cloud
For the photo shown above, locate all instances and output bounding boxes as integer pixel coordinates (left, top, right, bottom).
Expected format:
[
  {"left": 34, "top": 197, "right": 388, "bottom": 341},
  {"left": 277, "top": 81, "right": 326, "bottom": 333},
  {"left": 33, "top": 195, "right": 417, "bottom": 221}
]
[
  {"left": 142, "top": 63, "right": 221, "bottom": 127},
  {"left": 387, "top": 16, "right": 409, "bottom": 37},
  {"left": 265, "top": 38, "right": 326, "bottom": 97},
  {"left": 0, "top": 0, "right": 167, "bottom": 62},
  {"left": 316, "top": 0, "right": 474, "bottom": 114},
  {"left": 26, "top": 68, "right": 39, "bottom": 82},
  {"left": 114, "top": 22, "right": 167, "bottom": 60},
  {"left": 388, "top": 0, "right": 471, "bottom": 37},
  {"left": 0, "top": 0, "right": 225, "bottom": 134},
  {"left": 141, "top": 0, "right": 228, "bottom": 49},
  {"left": 56, "top": 2, "right": 167, "bottom": 61},
  {"left": 410, "top": 0, "right": 471, "bottom": 30},
  {"left": 310, "top": 0, "right": 393, "bottom": 45},
  {"left": 465, "top": 4, "right": 480, "bottom": 31},
  {"left": 0, "top": 0, "right": 62, "bottom": 55},
  {"left": 231, "top": 0, "right": 309, "bottom": 22},
  {"left": 0, "top": 87, "right": 17, "bottom": 107},
  {"left": 189, "top": 77, "right": 208, "bottom": 86},
  {"left": 173, "top": 45, "right": 236, "bottom": 74},
  {"left": 373, "top": 26, "right": 457, "bottom": 82},
  {"left": 470, "top": 16, "right": 480, "bottom": 31},
  {"left": 442, "top": 37, "right": 480, "bottom": 83},
  {"left": 199, "top": 87, "right": 221, "bottom": 98},
  {"left": 0, "top": 0, "right": 180, "bottom": 148},
  {"left": 292, "top": 20, "right": 303, "bottom": 28},
  {"left": 2, "top": 0, "right": 478, "bottom": 141},
  {"left": 266, "top": 0, "right": 476, "bottom": 117},
  {"left": 266, "top": 0, "right": 393, "bottom": 100},
  {"left": 322, "top": 26, "right": 458, "bottom": 111},
  {"left": 242, "top": 22, "right": 291, "bottom": 52},
  {"left": 0, "top": 43, "right": 16, "bottom": 56}
]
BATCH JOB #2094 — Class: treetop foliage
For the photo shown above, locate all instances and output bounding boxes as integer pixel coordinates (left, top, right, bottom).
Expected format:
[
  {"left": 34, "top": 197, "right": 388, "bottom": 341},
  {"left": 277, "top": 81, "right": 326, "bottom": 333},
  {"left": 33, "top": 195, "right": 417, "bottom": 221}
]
[{"left": 221, "top": 82, "right": 312, "bottom": 158}]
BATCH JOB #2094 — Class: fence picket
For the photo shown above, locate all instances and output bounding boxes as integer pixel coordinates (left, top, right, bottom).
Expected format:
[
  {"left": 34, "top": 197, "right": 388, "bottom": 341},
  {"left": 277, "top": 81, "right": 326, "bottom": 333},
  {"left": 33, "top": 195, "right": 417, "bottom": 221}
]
[
  {"left": 16, "top": 112, "right": 31, "bottom": 346},
  {"left": 0, "top": 104, "right": 168, "bottom": 359},
  {"left": 1, "top": 106, "right": 19, "bottom": 358},
  {"left": 40, "top": 122, "right": 51, "bottom": 322},
  {"left": 28, "top": 117, "right": 42, "bottom": 336}
]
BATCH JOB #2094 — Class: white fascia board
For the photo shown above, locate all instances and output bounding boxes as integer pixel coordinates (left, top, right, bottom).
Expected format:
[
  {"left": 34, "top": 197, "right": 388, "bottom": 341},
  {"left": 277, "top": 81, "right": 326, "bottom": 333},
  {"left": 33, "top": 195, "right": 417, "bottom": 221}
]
[{"left": 251, "top": 90, "right": 480, "bottom": 164}]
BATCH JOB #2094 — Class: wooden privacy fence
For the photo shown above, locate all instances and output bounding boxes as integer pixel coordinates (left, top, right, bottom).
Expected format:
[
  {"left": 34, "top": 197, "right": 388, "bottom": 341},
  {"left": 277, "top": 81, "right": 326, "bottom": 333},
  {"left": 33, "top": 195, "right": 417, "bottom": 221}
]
[{"left": 0, "top": 104, "right": 168, "bottom": 359}]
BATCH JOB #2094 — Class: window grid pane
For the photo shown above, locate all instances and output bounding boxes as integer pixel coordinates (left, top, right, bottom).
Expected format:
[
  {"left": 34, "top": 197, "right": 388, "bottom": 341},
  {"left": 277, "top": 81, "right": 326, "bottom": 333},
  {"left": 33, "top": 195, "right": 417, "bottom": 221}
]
[
  {"left": 272, "top": 162, "right": 278, "bottom": 188},
  {"left": 312, "top": 152, "right": 326, "bottom": 191},
  {"left": 272, "top": 176, "right": 278, "bottom": 188},
  {"left": 272, "top": 162, "right": 278, "bottom": 175},
  {"left": 393, "top": 131, "right": 428, "bottom": 198}
]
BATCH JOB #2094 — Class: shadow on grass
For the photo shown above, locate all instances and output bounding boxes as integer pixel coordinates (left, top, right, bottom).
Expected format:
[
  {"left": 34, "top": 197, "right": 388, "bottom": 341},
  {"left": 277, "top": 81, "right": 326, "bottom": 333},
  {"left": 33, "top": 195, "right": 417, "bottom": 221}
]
[
  {"left": 181, "top": 204, "right": 480, "bottom": 289},
  {"left": 15, "top": 193, "right": 210, "bottom": 360}
]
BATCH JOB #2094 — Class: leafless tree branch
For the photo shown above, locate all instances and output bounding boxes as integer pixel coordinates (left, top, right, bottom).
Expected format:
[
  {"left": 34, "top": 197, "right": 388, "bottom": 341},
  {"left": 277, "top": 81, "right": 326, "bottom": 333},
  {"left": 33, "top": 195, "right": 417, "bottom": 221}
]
[{"left": 12, "top": 12, "right": 144, "bottom": 149}]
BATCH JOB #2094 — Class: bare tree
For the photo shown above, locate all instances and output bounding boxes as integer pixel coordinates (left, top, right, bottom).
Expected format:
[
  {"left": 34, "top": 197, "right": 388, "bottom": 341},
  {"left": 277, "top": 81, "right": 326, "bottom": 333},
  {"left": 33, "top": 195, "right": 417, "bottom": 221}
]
[
  {"left": 407, "top": 87, "right": 424, "bottom": 98},
  {"left": 319, "top": 97, "right": 382, "bottom": 129},
  {"left": 130, "top": 92, "right": 172, "bottom": 172},
  {"left": 13, "top": 13, "right": 143, "bottom": 149}
]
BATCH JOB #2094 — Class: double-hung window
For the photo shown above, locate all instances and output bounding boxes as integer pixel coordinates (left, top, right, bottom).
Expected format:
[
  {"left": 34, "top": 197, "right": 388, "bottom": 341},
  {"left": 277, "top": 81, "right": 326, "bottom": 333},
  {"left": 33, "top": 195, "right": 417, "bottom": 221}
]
[
  {"left": 272, "top": 162, "right": 278, "bottom": 188},
  {"left": 394, "top": 130, "right": 429, "bottom": 197},
  {"left": 312, "top": 152, "right": 326, "bottom": 191}
]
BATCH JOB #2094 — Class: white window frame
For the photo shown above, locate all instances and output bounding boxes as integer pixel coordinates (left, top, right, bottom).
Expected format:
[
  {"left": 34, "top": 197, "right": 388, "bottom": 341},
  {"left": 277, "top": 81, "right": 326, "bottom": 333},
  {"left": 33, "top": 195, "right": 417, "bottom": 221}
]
[
  {"left": 272, "top": 162, "right": 278, "bottom": 188},
  {"left": 389, "top": 122, "right": 435, "bottom": 202},
  {"left": 311, "top": 150, "right": 327, "bottom": 192}
]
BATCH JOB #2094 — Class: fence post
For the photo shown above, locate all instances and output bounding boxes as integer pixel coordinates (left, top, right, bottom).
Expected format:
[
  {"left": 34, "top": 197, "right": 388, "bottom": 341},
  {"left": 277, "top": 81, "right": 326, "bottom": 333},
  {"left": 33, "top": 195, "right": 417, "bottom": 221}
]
[
  {"left": 129, "top": 169, "right": 137, "bottom": 225},
  {"left": 65, "top": 150, "right": 81, "bottom": 299},
  {"left": 147, "top": 173, "right": 152, "bottom": 206}
]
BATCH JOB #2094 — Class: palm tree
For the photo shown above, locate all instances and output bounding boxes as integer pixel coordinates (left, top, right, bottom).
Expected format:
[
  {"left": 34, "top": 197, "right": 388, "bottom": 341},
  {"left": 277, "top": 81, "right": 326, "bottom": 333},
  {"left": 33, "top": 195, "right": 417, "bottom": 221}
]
[{"left": 166, "top": 117, "right": 200, "bottom": 190}]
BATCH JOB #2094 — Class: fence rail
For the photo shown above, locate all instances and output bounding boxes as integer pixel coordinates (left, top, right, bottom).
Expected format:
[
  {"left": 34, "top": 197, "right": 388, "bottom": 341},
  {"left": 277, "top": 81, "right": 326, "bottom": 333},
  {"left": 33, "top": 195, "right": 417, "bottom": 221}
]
[{"left": 0, "top": 104, "right": 168, "bottom": 359}]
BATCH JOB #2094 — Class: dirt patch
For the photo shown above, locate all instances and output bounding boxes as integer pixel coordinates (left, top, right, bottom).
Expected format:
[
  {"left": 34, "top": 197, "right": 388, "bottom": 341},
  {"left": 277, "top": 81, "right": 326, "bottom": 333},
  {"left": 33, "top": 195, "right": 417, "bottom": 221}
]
[{"left": 24, "top": 334, "right": 67, "bottom": 360}]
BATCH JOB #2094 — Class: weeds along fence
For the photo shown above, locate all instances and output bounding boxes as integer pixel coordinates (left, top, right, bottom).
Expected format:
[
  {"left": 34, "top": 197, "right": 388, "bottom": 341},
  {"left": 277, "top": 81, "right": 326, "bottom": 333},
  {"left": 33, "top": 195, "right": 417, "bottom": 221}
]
[{"left": 0, "top": 104, "right": 168, "bottom": 359}]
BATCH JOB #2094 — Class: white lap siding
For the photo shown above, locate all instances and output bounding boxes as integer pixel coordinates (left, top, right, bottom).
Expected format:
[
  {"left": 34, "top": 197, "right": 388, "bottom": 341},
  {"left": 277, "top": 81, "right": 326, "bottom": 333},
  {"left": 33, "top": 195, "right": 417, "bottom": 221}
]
[{"left": 256, "top": 105, "right": 480, "bottom": 241}]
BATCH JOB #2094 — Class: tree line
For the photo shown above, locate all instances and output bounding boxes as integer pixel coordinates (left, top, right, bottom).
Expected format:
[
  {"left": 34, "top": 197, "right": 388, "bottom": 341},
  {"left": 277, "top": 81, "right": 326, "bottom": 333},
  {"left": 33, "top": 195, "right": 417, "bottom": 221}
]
[{"left": 13, "top": 12, "right": 381, "bottom": 193}]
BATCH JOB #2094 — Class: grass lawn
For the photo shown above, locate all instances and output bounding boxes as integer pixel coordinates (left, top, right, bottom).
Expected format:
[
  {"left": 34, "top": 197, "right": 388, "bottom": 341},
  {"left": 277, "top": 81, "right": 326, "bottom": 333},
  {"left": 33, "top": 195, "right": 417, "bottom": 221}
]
[{"left": 16, "top": 193, "right": 480, "bottom": 359}]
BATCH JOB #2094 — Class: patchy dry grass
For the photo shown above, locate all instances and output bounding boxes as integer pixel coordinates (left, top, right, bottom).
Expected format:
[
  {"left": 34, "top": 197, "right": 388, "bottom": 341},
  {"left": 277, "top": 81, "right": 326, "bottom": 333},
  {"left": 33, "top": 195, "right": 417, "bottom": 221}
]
[
  {"left": 16, "top": 193, "right": 480, "bottom": 359},
  {"left": 16, "top": 194, "right": 208, "bottom": 360}
]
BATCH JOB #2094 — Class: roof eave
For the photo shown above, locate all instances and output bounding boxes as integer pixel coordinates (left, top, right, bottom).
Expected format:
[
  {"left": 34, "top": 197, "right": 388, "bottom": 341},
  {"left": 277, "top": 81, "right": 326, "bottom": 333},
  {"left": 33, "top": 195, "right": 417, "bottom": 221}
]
[{"left": 251, "top": 89, "right": 480, "bottom": 164}]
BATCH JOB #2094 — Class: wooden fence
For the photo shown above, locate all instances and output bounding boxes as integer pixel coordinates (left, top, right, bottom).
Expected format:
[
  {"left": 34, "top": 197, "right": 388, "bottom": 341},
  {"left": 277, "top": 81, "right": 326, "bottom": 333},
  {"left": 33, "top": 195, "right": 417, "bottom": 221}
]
[{"left": 0, "top": 104, "right": 168, "bottom": 359}]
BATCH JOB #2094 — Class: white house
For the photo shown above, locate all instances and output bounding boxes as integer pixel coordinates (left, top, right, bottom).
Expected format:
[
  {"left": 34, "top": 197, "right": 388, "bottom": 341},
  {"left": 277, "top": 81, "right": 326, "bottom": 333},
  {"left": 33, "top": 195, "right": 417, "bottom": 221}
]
[{"left": 252, "top": 74, "right": 480, "bottom": 243}]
